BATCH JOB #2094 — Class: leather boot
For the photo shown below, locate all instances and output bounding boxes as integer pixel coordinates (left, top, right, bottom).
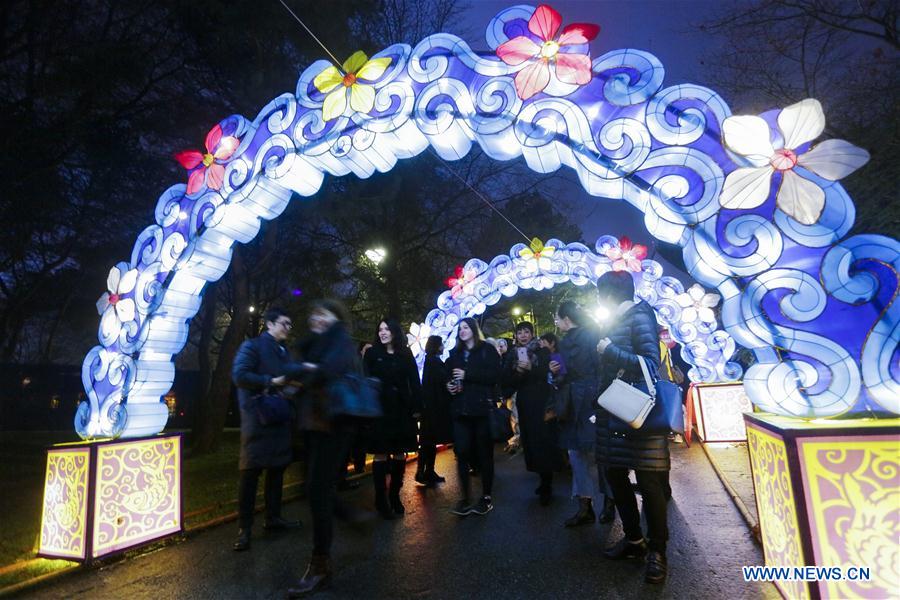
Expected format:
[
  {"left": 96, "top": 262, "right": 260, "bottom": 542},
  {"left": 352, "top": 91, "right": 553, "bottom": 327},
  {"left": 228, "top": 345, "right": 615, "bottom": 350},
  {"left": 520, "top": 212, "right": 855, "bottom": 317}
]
[
  {"left": 287, "top": 555, "right": 332, "bottom": 597},
  {"left": 598, "top": 495, "right": 616, "bottom": 524},
  {"left": 389, "top": 459, "right": 406, "bottom": 515},
  {"left": 373, "top": 461, "right": 394, "bottom": 520},
  {"left": 564, "top": 497, "right": 596, "bottom": 527}
]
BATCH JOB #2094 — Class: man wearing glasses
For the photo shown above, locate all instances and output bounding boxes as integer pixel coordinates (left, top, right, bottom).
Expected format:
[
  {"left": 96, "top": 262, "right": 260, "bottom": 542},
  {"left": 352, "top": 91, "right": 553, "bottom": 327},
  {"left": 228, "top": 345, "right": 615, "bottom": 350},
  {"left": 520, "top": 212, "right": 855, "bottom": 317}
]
[{"left": 232, "top": 306, "right": 307, "bottom": 551}]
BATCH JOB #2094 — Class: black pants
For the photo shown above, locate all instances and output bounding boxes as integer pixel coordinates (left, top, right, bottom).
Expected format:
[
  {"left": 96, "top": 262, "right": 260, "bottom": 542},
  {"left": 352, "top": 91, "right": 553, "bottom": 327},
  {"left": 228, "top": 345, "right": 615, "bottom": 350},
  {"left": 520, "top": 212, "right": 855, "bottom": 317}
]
[
  {"left": 306, "top": 430, "right": 350, "bottom": 557},
  {"left": 606, "top": 467, "right": 669, "bottom": 553},
  {"left": 238, "top": 465, "right": 287, "bottom": 529},
  {"left": 453, "top": 415, "right": 493, "bottom": 499}
]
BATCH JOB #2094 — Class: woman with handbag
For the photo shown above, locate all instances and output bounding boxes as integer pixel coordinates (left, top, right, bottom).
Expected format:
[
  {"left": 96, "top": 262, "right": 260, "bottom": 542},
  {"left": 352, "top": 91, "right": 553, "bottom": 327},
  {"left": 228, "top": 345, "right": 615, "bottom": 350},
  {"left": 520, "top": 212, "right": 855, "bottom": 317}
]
[
  {"left": 231, "top": 307, "right": 307, "bottom": 553},
  {"left": 415, "top": 335, "right": 453, "bottom": 487},
  {"left": 288, "top": 299, "right": 357, "bottom": 598},
  {"left": 548, "top": 301, "right": 615, "bottom": 527},
  {"left": 593, "top": 270, "right": 670, "bottom": 585},
  {"left": 364, "top": 318, "right": 423, "bottom": 519},
  {"left": 445, "top": 317, "right": 501, "bottom": 517}
]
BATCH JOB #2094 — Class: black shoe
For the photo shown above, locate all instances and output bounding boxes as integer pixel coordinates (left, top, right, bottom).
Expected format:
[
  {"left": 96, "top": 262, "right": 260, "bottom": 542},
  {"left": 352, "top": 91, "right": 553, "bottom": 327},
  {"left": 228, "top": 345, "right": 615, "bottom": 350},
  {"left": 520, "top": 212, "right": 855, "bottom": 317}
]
[
  {"left": 232, "top": 528, "right": 251, "bottom": 551},
  {"left": 389, "top": 459, "right": 406, "bottom": 515},
  {"left": 337, "top": 479, "right": 360, "bottom": 491},
  {"left": 414, "top": 471, "right": 432, "bottom": 487},
  {"left": 539, "top": 487, "right": 552, "bottom": 506},
  {"left": 469, "top": 496, "right": 493, "bottom": 516},
  {"left": 469, "top": 467, "right": 480, "bottom": 477},
  {"left": 287, "top": 555, "right": 332, "bottom": 597},
  {"left": 603, "top": 537, "right": 648, "bottom": 560},
  {"left": 428, "top": 471, "right": 446, "bottom": 484},
  {"left": 645, "top": 551, "right": 668, "bottom": 584},
  {"left": 450, "top": 499, "right": 472, "bottom": 516},
  {"left": 564, "top": 498, "right": 595, "bottom": 527},
  {"left": 598, "top": 496, "right": 616, "bottom": 524},
  {"left": 264, "top": 517, "right": 302, "bottom": 530}
]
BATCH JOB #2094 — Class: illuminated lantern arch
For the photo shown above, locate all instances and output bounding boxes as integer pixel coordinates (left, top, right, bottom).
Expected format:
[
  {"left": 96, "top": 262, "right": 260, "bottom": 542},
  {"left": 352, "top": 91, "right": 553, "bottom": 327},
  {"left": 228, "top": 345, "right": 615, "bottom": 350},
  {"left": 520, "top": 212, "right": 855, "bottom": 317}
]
[
  {"left": 79, "top": 4, "right": 899, "bottom": 439},
  {"left": 407, "top": 235, "right": 742, "bottom": 384}
]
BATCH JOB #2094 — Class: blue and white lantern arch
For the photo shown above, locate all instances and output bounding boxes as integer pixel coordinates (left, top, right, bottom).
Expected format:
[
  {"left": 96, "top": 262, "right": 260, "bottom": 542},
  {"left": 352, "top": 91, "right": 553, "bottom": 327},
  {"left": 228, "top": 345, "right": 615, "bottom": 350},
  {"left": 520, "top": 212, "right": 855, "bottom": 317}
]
[
  {"left": 78, "top": 3, "right": 898, "bottom": 439},
  {"left": 406, "top": 235, "right": 742, "bottom": 384}
]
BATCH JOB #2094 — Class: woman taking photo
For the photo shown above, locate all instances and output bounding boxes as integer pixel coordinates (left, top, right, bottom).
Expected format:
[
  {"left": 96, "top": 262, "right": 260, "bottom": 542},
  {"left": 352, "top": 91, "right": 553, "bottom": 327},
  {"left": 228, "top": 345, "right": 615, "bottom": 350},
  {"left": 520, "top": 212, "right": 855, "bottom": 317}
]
[
  {"left": 288, "top": 299, "right": 357, "bottom": 597},
  {"left": 415, "top": 335, "right": 453, "bottom": 486},
  {"left": 446, "top": 317, "right": 501, "bottom": 516},
  {"left": 364, "top": 318, "right": 423, "bottom": 519},
  {"left": 549, "top": 301, "right": 615, "bottom": 527},
  {"left": 593, "top": 270, "right": 670, "bottom": 585}
]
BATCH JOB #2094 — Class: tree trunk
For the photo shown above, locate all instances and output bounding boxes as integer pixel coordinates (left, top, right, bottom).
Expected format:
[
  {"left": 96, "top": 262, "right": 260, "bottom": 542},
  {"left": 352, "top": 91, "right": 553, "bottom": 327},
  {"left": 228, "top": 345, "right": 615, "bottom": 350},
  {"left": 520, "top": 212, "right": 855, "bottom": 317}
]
[
  {"left": 195, "top": 281, "right": 219, "bottom": 425},
  {"left": 191, "top": 248, "right": 250, "bottom": 455}
]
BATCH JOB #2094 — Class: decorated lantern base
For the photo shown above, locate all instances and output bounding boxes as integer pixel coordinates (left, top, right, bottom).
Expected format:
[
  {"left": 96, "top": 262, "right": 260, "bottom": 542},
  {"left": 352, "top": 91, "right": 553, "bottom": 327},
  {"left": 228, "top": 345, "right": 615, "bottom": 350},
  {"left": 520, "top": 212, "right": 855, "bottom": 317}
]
[
  {"left": 690, "top": 382, "right": 754, "bottom": 443},
  {"left": 745, "top": 414, "right": 900, "bottom": 600},
  {"left": 38, "top": 433, "right": 183, "bottom": 563}
]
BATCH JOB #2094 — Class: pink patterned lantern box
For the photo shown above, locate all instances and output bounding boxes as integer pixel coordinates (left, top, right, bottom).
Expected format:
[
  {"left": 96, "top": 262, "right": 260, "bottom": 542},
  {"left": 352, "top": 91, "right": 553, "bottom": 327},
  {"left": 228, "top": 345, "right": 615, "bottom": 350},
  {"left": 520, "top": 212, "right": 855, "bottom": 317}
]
[
  {"left": 691, "top": 382, "right": 754, "bottom": 443},
  {"left": 39, "top": 433, "right": 183, "bottom": 562}
]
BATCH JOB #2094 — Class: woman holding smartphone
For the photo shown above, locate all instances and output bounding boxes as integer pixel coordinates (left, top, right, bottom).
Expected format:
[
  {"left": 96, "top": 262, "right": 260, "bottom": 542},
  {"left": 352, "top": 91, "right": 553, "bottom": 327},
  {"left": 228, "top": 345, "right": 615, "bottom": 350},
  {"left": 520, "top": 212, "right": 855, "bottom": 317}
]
[
  {"left": 445, "top": 317, "right": 501, "bottom": 517},
  {"left": 549, "top": 300, "right": 614, "bottom": 528}
]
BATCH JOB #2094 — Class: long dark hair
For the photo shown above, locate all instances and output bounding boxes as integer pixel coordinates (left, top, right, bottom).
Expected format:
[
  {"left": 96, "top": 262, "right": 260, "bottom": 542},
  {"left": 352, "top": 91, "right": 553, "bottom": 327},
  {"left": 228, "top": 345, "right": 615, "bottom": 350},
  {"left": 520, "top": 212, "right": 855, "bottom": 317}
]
[
  {"left": 424, "top": 335, "right": 443, "bottom": 356},
  {"left": 374, "top": 317, "right": 410, "bottom": 355},
  {"left": 454, "top": 317, "right": 485, "bottom": 350}
]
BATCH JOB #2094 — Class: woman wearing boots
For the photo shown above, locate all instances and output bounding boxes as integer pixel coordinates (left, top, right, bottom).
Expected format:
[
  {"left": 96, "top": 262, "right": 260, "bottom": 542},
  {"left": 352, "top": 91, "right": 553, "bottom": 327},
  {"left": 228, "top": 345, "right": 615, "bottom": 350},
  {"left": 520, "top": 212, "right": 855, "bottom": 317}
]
[
  {"left": 364, "top": 318, "right": 423, "bottom": 519},
  {"left": 446, "top": 317, "right": 501, "bottom": 516},
  {"left": 594, "top": 270, "right": 670, "bottom": 584},
  {"left": 549, "top": 300, "right": 615, "bottom": 528},
  {"left": 416, "top": 335, "right": 453, "bottom": 486},
  {"left": 288, "top": 300, "right": 357, "bottom": 597}
]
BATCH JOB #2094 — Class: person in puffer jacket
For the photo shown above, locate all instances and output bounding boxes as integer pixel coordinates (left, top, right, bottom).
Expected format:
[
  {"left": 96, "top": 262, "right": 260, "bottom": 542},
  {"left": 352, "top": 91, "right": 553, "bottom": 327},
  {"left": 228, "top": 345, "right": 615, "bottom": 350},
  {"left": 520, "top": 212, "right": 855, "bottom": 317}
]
[{"left": 593, "top": 270, "right": 670, "bottom": 585}]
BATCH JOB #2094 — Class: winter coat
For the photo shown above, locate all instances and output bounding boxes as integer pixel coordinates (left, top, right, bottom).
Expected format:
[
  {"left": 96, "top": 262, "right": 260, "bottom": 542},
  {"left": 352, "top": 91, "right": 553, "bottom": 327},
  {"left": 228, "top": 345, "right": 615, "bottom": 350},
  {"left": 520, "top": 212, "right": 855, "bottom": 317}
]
[
  {"left": 594, "top": 301, "right": 669, "bottom": 472},
  {"left": 232, "top": 332, "right": 306, "bottom": 470},
  {"left": 364, "top": 344, "right": 423, "bottom": 453},
  {"left": 294, "top": 321, "right": 357, "bottom": 433},
  {"left": 501, "top": 342, "right": 563, "bottom": 473},
  {"left": 554, "top": 325, "right": 603, "bottom": 452},
  {"left": 445, "top": 342, "right": 501, "bottom": 418},
  {"left": 421, "top": 354, "right": 454, "bottom": 445}
]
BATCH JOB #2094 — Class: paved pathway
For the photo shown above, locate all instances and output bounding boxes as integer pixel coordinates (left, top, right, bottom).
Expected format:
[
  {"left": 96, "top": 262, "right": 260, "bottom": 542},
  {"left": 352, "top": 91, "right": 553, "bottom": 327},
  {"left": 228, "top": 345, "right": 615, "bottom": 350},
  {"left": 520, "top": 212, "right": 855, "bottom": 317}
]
[{"left": 19, "top": 443, "right": 778, "bottom": 599}]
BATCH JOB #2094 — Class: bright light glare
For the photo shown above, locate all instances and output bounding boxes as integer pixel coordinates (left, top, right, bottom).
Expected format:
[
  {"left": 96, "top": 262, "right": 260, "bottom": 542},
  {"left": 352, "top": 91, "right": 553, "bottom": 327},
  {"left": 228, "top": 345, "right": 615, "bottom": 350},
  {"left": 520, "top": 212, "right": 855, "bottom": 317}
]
[
  {"left": 248, "top": 306, "right": 256, "bottom": 313},
  {"left": 365, "top": 247, "right": 387, "bottom": 264},
  {"left": 593, "top": 305, "right": 610, "bottom": 321},
  {"left": 511, "top": 307, "right": 522, "bottom": 316}
]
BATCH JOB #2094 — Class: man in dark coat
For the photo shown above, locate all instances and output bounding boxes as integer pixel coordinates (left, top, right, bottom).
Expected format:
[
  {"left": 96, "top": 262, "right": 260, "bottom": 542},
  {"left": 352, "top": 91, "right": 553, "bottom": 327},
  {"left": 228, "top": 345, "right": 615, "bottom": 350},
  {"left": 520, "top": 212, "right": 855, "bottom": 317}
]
[
  {"left": 231, "top": 306, "right": 307, "bottom": 551},
  {"left": 501, "top": 321, "right": 563, "bottom": 505}
]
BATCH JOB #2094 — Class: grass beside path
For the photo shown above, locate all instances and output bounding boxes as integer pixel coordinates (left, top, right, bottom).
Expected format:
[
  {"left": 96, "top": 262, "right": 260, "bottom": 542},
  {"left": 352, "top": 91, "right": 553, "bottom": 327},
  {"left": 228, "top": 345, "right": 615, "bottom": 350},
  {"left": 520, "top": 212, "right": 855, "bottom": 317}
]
[{"left": 0, "top": 429, "right": 306, "bottom": 591}]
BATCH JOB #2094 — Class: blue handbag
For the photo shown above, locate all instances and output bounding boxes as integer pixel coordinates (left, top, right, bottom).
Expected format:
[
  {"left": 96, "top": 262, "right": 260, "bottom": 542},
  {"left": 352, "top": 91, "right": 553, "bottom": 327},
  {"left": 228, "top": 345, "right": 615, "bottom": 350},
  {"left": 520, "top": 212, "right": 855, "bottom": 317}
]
[
  {"left": 609, "top": 357, "right": 684, "bottom": 436},
  {"left": 256, "top": 391, "right": 292, "bottom": 426},
  {"left": 328, "top": 373, "right": 383, "bottom": 418}
]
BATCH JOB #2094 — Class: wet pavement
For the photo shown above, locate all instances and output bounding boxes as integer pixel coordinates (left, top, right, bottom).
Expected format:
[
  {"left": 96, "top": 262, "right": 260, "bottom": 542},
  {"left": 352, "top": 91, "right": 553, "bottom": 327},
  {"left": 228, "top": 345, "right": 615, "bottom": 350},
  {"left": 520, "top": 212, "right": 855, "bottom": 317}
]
[{"left": 19, "top": 443, "right": 778, "bottom": 599}]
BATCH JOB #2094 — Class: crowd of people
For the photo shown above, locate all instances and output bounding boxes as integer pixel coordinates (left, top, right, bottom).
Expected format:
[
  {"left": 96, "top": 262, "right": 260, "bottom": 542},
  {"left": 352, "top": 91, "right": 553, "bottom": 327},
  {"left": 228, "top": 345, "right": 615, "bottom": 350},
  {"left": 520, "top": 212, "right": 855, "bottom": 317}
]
[{"left": 230, "top": 271, "right": 677, "bottom": 597}]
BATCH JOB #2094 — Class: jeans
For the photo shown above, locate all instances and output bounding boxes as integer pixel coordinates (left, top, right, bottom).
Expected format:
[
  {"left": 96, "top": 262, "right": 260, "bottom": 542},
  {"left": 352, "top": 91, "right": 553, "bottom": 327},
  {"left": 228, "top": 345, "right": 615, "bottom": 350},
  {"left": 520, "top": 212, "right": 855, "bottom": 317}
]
[
  {"left": 568, "top": 449, "right": 599, "bottom": 499},
  {"left": 453, "top": 415, "right": 494, "bottom": 499},
  {"left": 306, "top": 430, "right": 350, "bottom": 556},
  {"left": 606, "top": 467, "right": 669, "bottom": 554},
  {"left": 238, "top": 465, "right": 287, "bottom": 529}
]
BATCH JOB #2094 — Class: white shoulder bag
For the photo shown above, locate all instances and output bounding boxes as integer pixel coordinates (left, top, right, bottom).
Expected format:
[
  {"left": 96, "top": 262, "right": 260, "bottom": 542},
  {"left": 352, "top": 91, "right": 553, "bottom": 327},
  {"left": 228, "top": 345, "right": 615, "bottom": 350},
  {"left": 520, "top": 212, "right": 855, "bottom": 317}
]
[{"left": 596, "top": 355, "right": 655, "bottom": 429}]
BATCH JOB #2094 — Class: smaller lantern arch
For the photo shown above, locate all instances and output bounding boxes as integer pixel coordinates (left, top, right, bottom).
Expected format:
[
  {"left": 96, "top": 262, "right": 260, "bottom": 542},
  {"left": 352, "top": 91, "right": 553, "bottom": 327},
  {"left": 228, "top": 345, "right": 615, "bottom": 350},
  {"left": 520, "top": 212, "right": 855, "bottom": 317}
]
[{"left": 407, "top": 235, "right": 743, "bottom": 384}]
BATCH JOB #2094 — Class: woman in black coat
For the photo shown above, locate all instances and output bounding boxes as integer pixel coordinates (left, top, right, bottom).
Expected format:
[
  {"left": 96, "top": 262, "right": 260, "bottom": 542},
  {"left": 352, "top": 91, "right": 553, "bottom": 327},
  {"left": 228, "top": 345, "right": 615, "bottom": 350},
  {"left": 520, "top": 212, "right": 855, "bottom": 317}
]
[
  {"left": 593, "top": 271, "right": 669, "bottom": 585},
  {"left": 364, "top": 318, "right": 423, "bottom": 519},
  {"left": 549, "top": 301, "right": 614, "bottom": 527},
  {"left": 445, "top": 317, "right": 501, "bottom": 517},
  {"left": 501, "top": 321, "right": 563, "bottom": 506},
  {"left": 288, "top": 299, "right": 358, "bottom": 597},
  {"left": 415, "top": 335, "right": 453, "bottom": 486}
]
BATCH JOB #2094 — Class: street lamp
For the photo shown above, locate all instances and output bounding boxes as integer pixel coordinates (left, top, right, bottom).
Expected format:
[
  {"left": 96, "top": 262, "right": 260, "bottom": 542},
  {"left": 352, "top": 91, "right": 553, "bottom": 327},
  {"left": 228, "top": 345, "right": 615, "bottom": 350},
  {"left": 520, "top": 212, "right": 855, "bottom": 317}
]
[
  {"left": 248, "top": 305, "right": 256, "bottom": 313},
  {"left": 511, "top": 306, "right": 522, "bottom": 316},
  {"left": 365, "top": 247, "right": 386, "bottom": 265}
]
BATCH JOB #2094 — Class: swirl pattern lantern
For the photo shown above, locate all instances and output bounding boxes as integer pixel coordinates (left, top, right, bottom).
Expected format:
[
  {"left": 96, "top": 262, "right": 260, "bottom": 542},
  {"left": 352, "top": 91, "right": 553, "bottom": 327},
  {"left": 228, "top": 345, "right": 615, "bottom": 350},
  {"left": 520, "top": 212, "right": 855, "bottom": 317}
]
[
  {"left": 409, "top": 235, "right": 742, "bottom": 384},
  {"left": 78, "top": 3, "right": 898, "bottom": 439}
]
